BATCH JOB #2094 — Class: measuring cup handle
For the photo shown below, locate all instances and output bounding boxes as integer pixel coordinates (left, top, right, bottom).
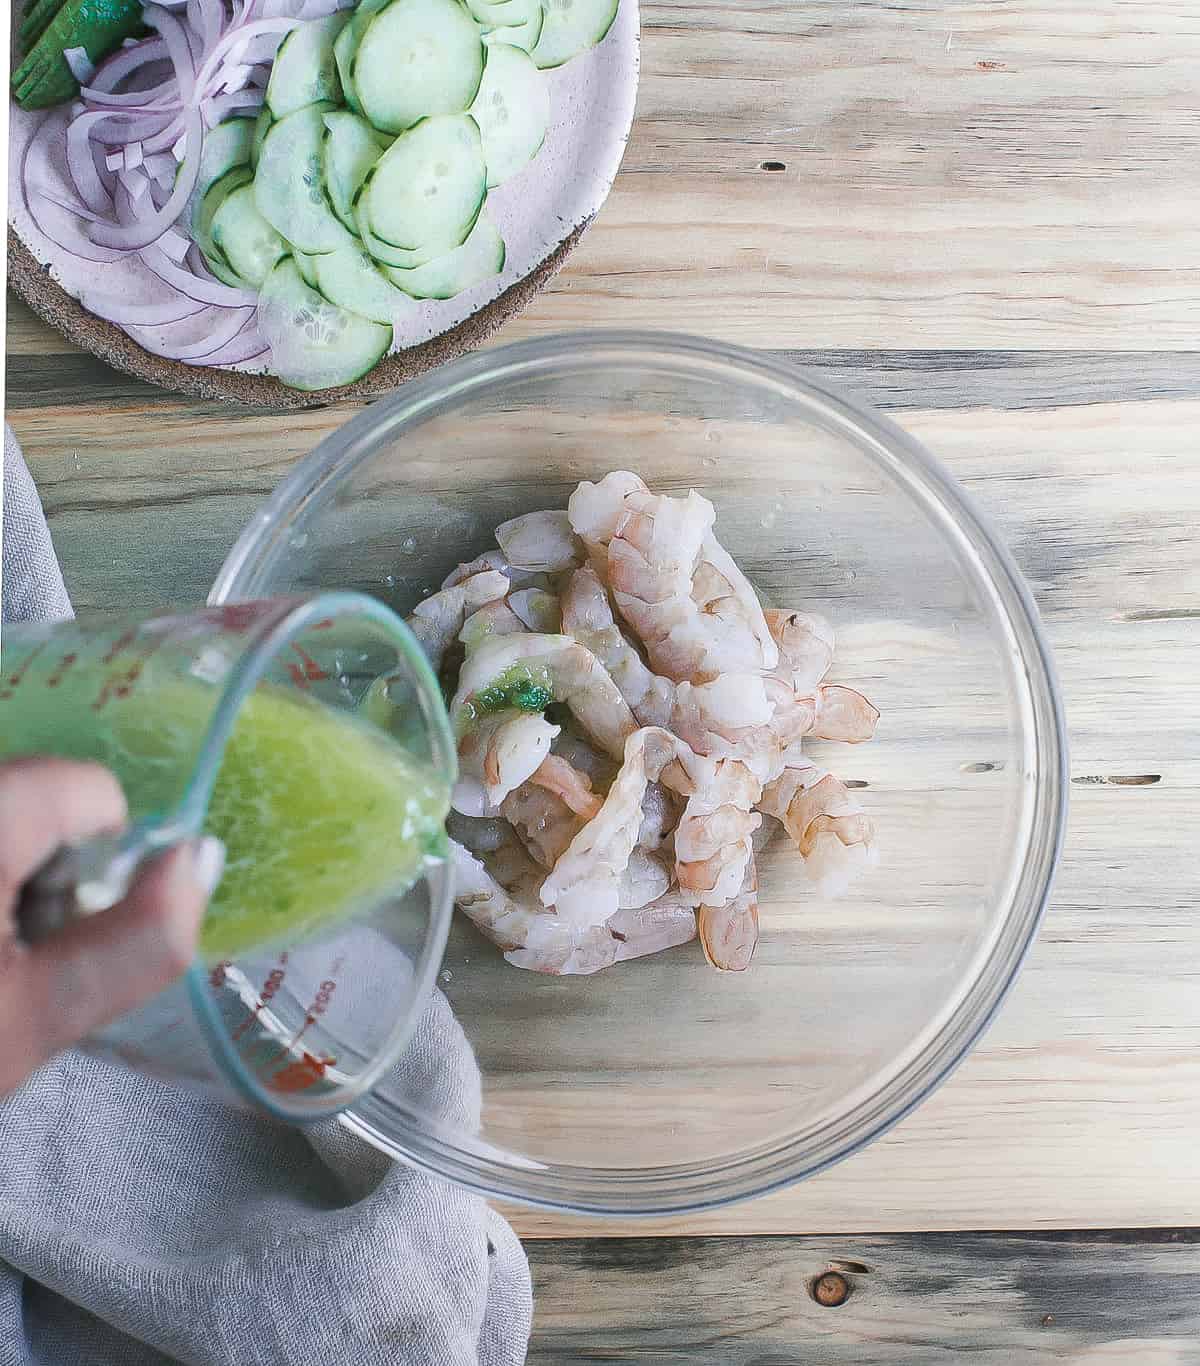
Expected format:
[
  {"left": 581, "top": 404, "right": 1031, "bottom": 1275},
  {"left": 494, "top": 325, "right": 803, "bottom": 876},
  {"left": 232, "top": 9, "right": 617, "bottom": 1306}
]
[{"left": 15, "top": 828, "right": 188, "bottom": 945}]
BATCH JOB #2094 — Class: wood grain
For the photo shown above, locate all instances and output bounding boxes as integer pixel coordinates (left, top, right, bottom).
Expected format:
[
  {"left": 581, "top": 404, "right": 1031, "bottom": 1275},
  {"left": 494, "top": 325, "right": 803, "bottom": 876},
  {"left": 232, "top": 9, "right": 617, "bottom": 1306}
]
[
  {"left": 6, "top": 0, "right": 1200, "bottom": 1263},
  {"left": 527, "top": 1231, "right": 1200, "bottom": 1363}
]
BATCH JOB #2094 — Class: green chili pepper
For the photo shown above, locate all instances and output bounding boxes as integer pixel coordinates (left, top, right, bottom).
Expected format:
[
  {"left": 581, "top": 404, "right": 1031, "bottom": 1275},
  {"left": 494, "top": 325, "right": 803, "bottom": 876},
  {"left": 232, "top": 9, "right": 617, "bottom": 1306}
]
[{"left": 13, "top": 0, "right": 146, "bottom": 111}]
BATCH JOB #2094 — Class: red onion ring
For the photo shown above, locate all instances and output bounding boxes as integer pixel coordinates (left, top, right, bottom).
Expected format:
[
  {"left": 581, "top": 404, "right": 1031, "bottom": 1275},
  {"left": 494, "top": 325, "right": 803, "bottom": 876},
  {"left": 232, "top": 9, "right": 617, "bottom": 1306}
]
[
  {"left": 143, "top": 5, "right": 198, "bottom": 105},
  {"left": 88, "top": 109, "right": 202, "bottom": 249},
  {"left": 86, "top": 37, "right": 168, "bottom": 93},
  {"left": 78, "top": 290, "right": 209, "bottom": 326},
  {"left": 127, "top": 304, "right": 255, "bottom": 360}
]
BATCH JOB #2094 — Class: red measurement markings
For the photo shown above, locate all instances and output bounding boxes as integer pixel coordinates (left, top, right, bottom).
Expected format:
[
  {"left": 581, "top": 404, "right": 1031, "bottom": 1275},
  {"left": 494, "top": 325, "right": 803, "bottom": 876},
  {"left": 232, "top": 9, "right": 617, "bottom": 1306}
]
[
  {"left": 270, "top": 1051, "right": 335, "bottom": 1094},
  {"left": 310, "top": 619, "right": 335, "bottom": 631},
  {"left": 0, "top": 639, "right": 50, "bottom": 700},
  {"left": 230, "top": 963, "right": 288, "bottom": 1043},
  {"left": 285, "top": 642, "right": 330, "bottom": 690},
  {"left": 100, "top": 629, "right": 137, "bottom": 666},
  {"left": 92, "top": 630, "right": 170, "bottom": 710},
  {"left": 213, "top": 603, "right": 268, "bottom": 635},
  {"left": 45, "top": 652, "right": 78, "bottom": 689}
]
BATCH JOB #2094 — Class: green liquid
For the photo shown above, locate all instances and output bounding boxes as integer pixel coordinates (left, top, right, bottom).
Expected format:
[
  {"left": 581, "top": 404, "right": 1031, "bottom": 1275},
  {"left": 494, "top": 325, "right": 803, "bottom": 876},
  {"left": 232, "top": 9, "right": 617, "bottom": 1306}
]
[
  {"left": 0, "top": 655, "right": 449, "bottom": 962},
  {"left": 454, "top": 661, "right": 554, "bottom": 736},
  {"left": 198, "top": 687, "right": 449, "bottom": 961}
]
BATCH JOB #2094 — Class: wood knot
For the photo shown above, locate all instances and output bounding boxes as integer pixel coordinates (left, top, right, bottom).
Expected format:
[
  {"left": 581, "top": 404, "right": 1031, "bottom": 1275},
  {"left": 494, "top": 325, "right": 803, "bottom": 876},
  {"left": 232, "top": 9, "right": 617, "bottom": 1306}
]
[{"left": 811, "top": 1271, "right": 851, "bottom": 1307}]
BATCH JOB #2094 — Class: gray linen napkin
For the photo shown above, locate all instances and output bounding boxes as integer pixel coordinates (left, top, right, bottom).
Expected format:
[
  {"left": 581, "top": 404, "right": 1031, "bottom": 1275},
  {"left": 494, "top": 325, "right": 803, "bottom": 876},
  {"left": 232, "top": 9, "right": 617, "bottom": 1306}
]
[{"left": 0, "top": 425, "right": 532, "bottom": 1366}]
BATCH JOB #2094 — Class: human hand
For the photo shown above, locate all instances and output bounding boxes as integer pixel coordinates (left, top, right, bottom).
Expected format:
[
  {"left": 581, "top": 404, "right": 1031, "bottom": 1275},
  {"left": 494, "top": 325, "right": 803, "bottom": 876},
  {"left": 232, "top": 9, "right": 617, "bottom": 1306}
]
[{"left": 0, "top": 757, "right": 222, "bottom": 1098}]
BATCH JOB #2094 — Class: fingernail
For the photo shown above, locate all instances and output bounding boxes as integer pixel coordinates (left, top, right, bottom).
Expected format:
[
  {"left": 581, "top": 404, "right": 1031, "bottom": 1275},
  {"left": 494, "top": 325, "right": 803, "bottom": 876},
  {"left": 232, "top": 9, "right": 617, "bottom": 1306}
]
[{"left": 190, "top": 837, "right": 225, "bottom": 898}]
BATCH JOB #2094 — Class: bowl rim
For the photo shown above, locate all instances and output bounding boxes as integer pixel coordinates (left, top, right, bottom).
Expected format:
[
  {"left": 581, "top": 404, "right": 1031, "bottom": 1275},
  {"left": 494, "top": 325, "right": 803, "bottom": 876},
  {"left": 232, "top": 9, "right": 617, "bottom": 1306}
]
[{"left": 211, "top": 328, "right": 1069, "bottom": 1215}]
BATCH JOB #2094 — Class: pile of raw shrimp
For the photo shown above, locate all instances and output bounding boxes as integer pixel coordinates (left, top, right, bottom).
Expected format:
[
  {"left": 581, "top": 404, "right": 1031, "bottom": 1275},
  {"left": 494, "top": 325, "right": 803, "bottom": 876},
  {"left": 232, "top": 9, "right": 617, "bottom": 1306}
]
[{"left": 411, "top": 471, "right": 879, "bottom": 975}]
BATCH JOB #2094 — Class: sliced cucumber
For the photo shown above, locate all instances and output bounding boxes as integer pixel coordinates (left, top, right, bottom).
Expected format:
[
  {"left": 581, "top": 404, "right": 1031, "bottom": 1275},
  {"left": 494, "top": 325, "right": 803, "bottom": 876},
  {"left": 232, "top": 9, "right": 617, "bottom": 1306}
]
[
  {"left": 364, "top": 113, "right": 485, "bottom": 252},
  {"left": 313, "top": 244, "right": 409, "bottom": 324},
  {"left": 295, "top": 251, "right": 321, "bottom": 289},
  {"left": 190, "top": 117, "right": 254, "bottom": 214},
  {"left": 333, "top": 0, "right": 387, "bottom": 115},
  {"left": 466, "top": 0, "right": 516, "bottom": 25},
  {"left": 250, "top": 106, "right": 272, "bottom": 171},
  {"left": 211, "top": 182, "right": 288, "bottom": 287},
  {"left": 383, "top": 213, "right": 504, "bottom": 300},
  {"left": 196, "top": 165, "right": 254, "bottom": 288},
  {"left": 254, "top": 102, "right": 352, "bottom": 255},
  {"left": 470, "top": 44, "right": 548, "bottom": 188},
  {"left": 354, "top": 201, "right": 445, "bottom": 268},
  {"left": 353, "top": 0, "right": 484, "bottom": 134},
  {"left": 258, "top": 257, "right": 393, "bottom": 392},
  {"left": 322, "top": 109, "right": 388, "bottom": 234},
  {"left": 482, "top": 0, "right": 545, "bottom": 54},
  {"left": 265, "top": 12, "right": 350, "bottom": 120},
  {"left": 531, "top": 0, "right": 617, "bottom": 69}
]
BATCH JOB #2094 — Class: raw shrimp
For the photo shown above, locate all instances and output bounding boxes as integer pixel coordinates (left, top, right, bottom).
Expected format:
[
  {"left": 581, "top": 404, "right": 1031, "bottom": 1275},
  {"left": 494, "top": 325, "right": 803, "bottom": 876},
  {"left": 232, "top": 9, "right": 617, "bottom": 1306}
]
[
  {"left": 452, "top": 633, "right": 637, "bottom": 759},
  {"left": 608, "top": 487, "right": 778, "bottom": 681},
  {"left": 527, "top": 753, "right": 603, "bottom": 818},
  {"left": 406, "top": 569, "right": 510, "bottom": 670},
  {"left": 698, "top": 851, "right": 759, "bottom": 972},
  {"left": 496, "top": 510, "right": 583, "bottom": 573},
  {"left": 441, "top": 550, "right": 551, "bottom": 593},
  {"left": 763, "top": 608, "right": 878, "bottom": 744},
  {"left": 539, "top": 726, "right": 682, "bottom": 929},
  {"left": 566, "top": 469, "right": 649, "bottom": 565},
  {"left": 758, "top": 748, "right": 875, "bottom": 896},
  {"left": 694, "top": 533, "right": 778, "bottom": 671},
  {"left": 560, "top": 565, "right": 675, "bottom": 727},
  {"left": 458, "top": 598, "right": 527, "bottom": 655},
  {"left": 454, "top": 712, "right": 560, "bottom": 815},
  {"left": 674, "top": 757, "right": 762, "bottom": 908},
  {"left": 620, "top": 847, "right": 672, "bottom": 909},
  {"left": 501, "top": 782, "right": 584, "bottom": 868},
  {"left": 451, "top": 841, "right": 693, "bottom": 975},
  {"left": 508, "top": 588, "right": 561, "bottom": 634},
  {"left": 764, "top": 608, "right": 835, "bottom": 694}
]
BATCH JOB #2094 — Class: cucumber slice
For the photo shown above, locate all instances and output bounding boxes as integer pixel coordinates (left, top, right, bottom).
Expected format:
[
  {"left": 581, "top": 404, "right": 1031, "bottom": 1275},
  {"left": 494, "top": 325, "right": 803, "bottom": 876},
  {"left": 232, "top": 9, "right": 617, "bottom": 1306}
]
[
  {"left": 383, "top": 213, "right": 504, "bottom": 300},
  {"left": 332, "top": 0, "right": 387, "bottom": 115},
  {"left": 254, "top": 102, "right": 352, "bottom": 255},
  {"left": 191, "top": 117, "right": 254, "bottom": 211},
  {"left": 295, "top": 251, "right": 321, "bottom": 288},
  {"left": 250, "top": 106, "right": 272, "bottom": 171},
  {"left": 531, "top": 0, "right": 617, "bottom": 69},
  {"left": 211, "top": 182, "right": 288, "bottom": 287},
  {"left": 470, "top": 44, "right": 548, "bottom": 188},
  {"left": 466, "top": 0, "right": 516, "bottom": 26},
  {"left": 354, "top": 201, "right": 445, "bottom": 269},
  {"left": 259, "top": 257, "right": 393, "bottom": 392},
  {"left": 364, "top": 113, "right": 485, "bottom": 252},
  {"left": 323, "top": 110, "right": 388, "bottom": 235},
  {"left": 354, "top": 0, "right": 484, "bottom": 134},
  {"left": 313, "top": 244, "right": 409, "bottom": 324},
  {"left": 482, "top": 0, "right": 545, "bottom": 54},
  {"left": 196, "top": 164, "right": 254, "bottom": 287},
  {"left": 265, "top": 12, "right": 350, "bottom": 120}
]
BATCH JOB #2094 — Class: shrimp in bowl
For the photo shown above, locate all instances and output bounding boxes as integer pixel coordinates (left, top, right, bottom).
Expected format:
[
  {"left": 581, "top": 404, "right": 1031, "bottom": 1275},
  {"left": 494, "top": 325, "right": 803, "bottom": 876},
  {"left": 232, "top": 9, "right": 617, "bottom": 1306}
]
[{"left": 410, "top": 473, "right": 879, "bottom": 975}]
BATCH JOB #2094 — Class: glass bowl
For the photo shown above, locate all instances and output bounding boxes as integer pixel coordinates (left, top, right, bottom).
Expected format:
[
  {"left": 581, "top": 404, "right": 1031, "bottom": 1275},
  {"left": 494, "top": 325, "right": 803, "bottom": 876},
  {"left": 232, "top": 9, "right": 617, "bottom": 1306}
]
[{"left": 211, "top": 331, "right": 1067, "bottom": 1215}]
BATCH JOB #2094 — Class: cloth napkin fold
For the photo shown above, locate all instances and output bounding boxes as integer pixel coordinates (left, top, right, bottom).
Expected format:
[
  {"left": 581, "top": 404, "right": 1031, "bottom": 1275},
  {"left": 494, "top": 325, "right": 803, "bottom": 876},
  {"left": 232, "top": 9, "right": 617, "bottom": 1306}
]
[{"left": 0, "top": 425, "right": 532, "bottom": 1366}]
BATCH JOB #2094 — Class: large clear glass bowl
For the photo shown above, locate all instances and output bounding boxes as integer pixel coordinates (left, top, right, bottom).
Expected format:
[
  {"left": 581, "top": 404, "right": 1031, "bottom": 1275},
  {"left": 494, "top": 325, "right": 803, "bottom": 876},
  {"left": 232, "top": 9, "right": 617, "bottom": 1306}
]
[{"left": 211, "top": 331, "right": 1067, "bottom": 1214}]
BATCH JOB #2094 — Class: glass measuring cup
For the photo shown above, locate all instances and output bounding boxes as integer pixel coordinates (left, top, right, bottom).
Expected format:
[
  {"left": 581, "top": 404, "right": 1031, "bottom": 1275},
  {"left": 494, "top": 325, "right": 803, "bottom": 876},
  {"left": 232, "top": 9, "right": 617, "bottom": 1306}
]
[{"left": 0, "top": 594, "right": 456, "bottom": 1120}]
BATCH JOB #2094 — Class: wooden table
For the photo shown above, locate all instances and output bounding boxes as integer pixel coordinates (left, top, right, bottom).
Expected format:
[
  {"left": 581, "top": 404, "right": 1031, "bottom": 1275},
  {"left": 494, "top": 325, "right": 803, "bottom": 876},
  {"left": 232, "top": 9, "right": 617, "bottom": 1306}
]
[{"left": 7, "top": 1, "right": 1200, "bottom": 1357}]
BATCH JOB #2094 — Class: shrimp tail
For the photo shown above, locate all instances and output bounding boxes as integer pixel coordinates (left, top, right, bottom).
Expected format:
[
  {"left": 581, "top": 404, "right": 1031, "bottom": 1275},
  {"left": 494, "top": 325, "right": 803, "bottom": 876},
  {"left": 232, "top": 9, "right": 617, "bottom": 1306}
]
[{"left": 698, "top": 852, "right": 759, "bottom": 972}]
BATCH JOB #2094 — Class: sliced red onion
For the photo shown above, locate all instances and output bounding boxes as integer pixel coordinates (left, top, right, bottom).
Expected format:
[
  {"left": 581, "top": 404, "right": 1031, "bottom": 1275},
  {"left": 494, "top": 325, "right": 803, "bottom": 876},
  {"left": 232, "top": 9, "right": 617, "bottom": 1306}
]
[
  {"left": 88, "top": 108, "right": 201, "bottom": 249},
  {"left": 208, "top": 335, "right": 270, "bottom": 367},
  {"left": 105, "top": 150, "right": 123, "bottom": 171},
  {"left": 143, "top": 151, "right": 177, "bottom": 187},
  {"left": 124, "top": 140, "right": 144, "bottom": 170},
  {"left": 127, "top": 304, "right": 254, "bottom": 360},
  {"left": 66, "top": 109, "right": 125, "bottom": 212},
  {"left": 143, "top": 5, "right": 198, "bottom": 105},
  {"left": 158, "top": 225, "right": 191, "bottom": 262},
  {"left": 64, "top": 46, "right": 96, "bottom": 83},
  {"left": 141, "top": 239, "right": 258, "bottom": 307},
  {"left": 202, "top": 88, "right": 263, "bottom": 126},
  {"left": 87, "top": 36, "right": 167, "bottom": 93},
  {"left": 78, "top": 290, "right": 209, "bottom": 326},
  {"left": 123, "top": 170, "right": 151, "bottom": 202}
]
